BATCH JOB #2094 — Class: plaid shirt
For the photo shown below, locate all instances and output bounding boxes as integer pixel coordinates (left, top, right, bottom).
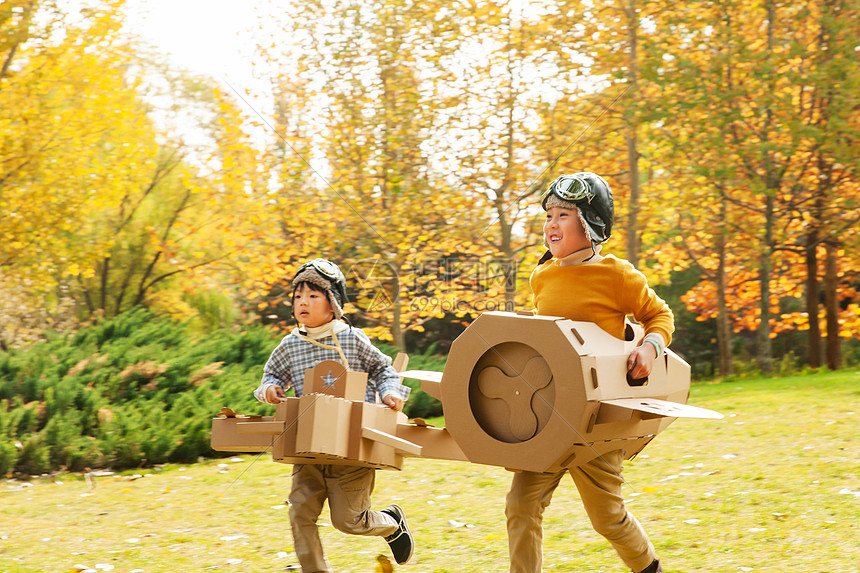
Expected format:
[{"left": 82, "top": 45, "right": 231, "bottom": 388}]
[{"left": 253, "top": 326, "right": 411, "bottom": 404}]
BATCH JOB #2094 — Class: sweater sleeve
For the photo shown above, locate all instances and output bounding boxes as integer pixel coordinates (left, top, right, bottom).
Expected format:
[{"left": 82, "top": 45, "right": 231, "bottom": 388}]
[{"left": 622, "top": 265, "right": 675, "bottom": 346}]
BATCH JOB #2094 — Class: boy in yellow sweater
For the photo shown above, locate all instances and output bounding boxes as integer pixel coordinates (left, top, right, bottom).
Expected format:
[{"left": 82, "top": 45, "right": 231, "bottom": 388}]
[{"left": 505, "top": 172, "right": 671, "bottom": 573}]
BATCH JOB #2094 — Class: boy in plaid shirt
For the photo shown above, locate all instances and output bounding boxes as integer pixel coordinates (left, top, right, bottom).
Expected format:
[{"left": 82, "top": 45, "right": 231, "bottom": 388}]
[{"left": 254, "top": 258, "right": 414, "bottom": 572}]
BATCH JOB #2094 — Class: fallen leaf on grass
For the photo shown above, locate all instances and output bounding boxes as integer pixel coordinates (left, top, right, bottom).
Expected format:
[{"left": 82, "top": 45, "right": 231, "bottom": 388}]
[{"left": 376, "top": 554, "right": 394, "bottom": 573}]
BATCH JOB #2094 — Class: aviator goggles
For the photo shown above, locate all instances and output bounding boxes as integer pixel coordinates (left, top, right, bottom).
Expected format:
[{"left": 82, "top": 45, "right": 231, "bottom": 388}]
[
  {"left": 293, "top": 258, "right": 348, "bottom": 304},
  {"left": 295, "top": 258, "right": 341, "bottom": 281},
  {"left": 541, "top": 175, "right": 594, "bottom": 206}
]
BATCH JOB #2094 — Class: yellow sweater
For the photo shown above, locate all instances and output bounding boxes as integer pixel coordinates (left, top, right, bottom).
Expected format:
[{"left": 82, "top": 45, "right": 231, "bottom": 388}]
[{"left": 530, "top": 254, "right": 674, "bottom": 345}]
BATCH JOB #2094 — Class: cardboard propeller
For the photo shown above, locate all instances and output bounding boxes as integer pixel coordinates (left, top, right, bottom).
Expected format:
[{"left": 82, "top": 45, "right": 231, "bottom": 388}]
[{"left": 211, "top": 312, "right": 722, "bottom": 472}]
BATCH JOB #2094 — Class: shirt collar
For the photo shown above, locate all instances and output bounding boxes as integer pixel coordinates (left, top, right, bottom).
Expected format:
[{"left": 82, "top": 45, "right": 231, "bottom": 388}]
[{"left": 558, "top": 244, "right": 603, "bottom": 267}]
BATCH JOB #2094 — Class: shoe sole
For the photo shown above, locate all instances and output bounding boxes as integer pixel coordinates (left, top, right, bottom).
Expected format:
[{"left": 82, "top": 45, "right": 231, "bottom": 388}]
[{"left": 384, "top": 504, "right": 414, "bottom": 564}]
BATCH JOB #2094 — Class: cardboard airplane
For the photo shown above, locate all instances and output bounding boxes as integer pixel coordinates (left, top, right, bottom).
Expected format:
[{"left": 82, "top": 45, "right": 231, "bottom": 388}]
[{"left": 211, "top": 311, "right": 722, "bottom": 472}]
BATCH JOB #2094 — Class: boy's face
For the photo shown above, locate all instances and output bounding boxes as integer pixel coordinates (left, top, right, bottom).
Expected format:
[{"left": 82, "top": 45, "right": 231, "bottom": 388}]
[
  {"left": 292, "top": 283, "right": 334, "bottom": 328},
  {"left": 544, "top": 206, "right": 591, "bottom": 259}
]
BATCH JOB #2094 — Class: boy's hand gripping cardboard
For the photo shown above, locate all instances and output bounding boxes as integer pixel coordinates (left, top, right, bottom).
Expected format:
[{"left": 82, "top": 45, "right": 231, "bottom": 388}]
[{"left": 211, "top": 312, "right": 722, "bottom": 472}]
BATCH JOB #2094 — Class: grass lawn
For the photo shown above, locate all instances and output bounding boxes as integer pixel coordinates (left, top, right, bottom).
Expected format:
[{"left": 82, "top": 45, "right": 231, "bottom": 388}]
[{"left": 2, "top": 371, "right": 858, "bottom": 572}]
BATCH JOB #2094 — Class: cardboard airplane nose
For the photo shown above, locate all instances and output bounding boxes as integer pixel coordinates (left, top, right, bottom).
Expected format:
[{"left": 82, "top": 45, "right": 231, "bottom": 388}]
[{"left": 434, "top": 312, "right": 720, "bottom": 472}]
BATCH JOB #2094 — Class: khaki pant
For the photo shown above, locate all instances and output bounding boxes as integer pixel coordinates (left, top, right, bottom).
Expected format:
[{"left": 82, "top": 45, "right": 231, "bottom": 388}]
[
  {"left": 505, "top": 450, "right": 658, "bottom": 573},
  {"left": 288, "top": 464, "right": 398, "bottom": 572}
]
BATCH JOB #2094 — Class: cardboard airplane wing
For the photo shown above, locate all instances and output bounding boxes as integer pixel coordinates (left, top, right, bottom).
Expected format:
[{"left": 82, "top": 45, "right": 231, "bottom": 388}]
[
  {"left": 600, "top": 397, "right": 725, "bottom": 419},
  {"left": 212, "top": 311, "right": 722, "bottom": 473}
]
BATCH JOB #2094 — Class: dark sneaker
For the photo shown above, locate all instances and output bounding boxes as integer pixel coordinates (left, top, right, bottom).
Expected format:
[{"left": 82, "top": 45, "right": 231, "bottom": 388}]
[
  {"left": 382, "top": 504, "right": 414, "bottom": 564},
  {"left": 636, "top": 560, "right": 663, "bottom": 573}
]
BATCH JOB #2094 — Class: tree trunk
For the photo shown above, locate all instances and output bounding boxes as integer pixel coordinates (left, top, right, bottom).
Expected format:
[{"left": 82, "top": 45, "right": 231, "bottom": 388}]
[
  {"left": 625, "top": 131, "right": 641, "bottom": 268},
  {"left": 755, "top": 0, "right": 777, "bottom": 374},
  {"left": 716, "top": 200, "right": 733, "bottom": 376},
  {"left": 757, "top": 193, "right": 775, "bottom": 374},
  {"left": 805, "top": 227, "right": 822, "bottom": 368},
  {"left": 391, "top": 292, "right": 405, "bottom": 350},
  {"left": 823, "top": 240, "right": 841, "bottom": 370},
  {"left": 503, "top": 257, "right": 517, "bottom": 312},
  {"left": 499, "top": 210, "right": 517, "bottom": 312},
  {"left": 623, "top": 0, "right": 641, "bottom": 269}
]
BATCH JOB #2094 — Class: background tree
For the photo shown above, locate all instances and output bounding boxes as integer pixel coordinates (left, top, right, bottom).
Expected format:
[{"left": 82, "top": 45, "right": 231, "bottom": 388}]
[
  {"left": 1, "top": 0, "right": 271, "bottom": 343},
  {"left": 2, "top": 0, "right": 858, "bottom": 374},
  {"left": 652, "top": 0, "right": 860, "bottom": 372},
  {"left": 1, "top": 0, "right": 139, "bottom": 343},
  {"left": 252, "top": 0, "right": 493, "bottom": 348}
]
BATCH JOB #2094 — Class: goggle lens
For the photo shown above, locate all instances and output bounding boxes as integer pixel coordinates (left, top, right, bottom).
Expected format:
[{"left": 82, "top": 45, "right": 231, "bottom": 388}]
[
  {"left": 297, "top": 258, "right": 340, "bottom": 280},
  {"left": 550, "top": 176, "right": 592, "bottom": 202}
]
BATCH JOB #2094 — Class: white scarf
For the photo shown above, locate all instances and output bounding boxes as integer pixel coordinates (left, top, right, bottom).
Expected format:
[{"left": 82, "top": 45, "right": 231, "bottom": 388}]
[
  {"left": 293, "top": 320, "right": 350, "bottom": 368},
  {"left": 294, "top": 319, "right": 349, "bottom": 340}
]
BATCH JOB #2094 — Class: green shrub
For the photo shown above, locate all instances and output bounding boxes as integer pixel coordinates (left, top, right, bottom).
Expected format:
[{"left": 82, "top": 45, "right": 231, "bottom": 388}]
[
  {"left": 17, "top": 434, "right": 50, "bottom": 475},
  {"left": 0, "top": 438, "right": 18, "bottom": 475},
  {"left": 375, "top": 342, "right": 445, "bottom": 418},
  {"left": 0, "top": 310, "right": 468, "bottom": 473},
  {"left": 0, "top": 308, "right": 283, "bottom": 474},
  {"left": 402, "top": 379, "right": 444, "bottom": 418}
]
